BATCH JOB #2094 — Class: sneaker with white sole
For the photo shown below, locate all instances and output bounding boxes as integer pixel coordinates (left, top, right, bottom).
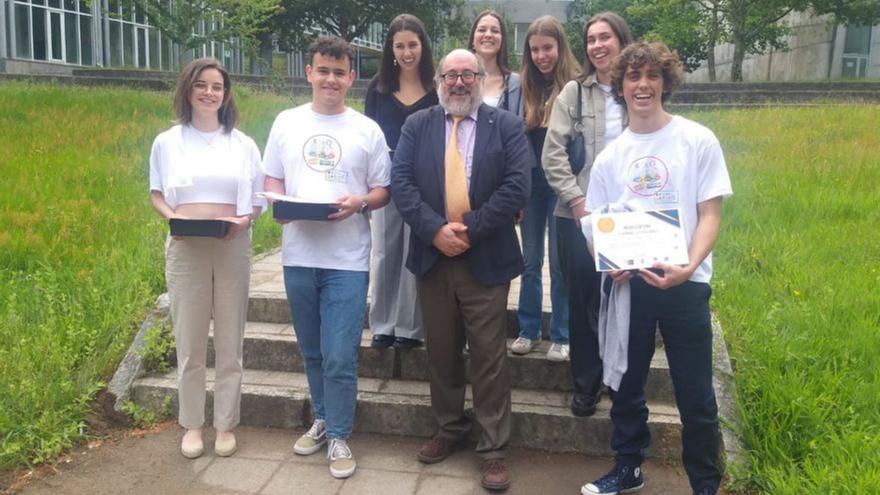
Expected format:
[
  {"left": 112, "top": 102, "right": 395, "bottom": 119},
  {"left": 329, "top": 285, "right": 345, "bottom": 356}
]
[
  {"left": 581, "top": 463, "right": 644, "bottom": 495},
  {"left": 327, "top": 438, "right": 356, "bottom": 479},
  {"left": 294, "top": 419, "right": 326, "bottom": 455},
  {"left": 546, "top": 343, "right": 570, "bottom": 362},
  {"left": 510, "top": 337, "right": 538, "bottom": 355}
]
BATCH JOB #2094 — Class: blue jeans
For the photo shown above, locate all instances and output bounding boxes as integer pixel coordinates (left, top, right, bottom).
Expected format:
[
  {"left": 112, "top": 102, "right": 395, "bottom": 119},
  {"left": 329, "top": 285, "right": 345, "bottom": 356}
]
[
  {"left": 517, "top": 166, "right": 570, "bottom": 344},
  {"left": 283, "top": 266, "right": 368, "bottom": 440}
]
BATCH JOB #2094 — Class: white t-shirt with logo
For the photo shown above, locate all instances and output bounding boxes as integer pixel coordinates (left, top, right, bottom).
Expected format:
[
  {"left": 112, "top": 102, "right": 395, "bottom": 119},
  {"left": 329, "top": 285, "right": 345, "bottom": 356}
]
[
  {"left": 263, "top": 104, "right": 391, "bottom": 271},
  {"left": 586, "top": 115, "right": 733, "bottom": 283}
]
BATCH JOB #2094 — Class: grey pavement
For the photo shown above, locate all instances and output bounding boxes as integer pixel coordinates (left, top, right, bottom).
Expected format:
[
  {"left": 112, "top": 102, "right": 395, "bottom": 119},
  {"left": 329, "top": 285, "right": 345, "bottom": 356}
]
[{"left": 20, "top": 426, "right": 691, "bottom": 495}]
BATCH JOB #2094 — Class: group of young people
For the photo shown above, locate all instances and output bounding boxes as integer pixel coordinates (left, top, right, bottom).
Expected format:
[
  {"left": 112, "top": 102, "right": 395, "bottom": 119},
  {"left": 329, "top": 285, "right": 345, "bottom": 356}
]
[{"left": 148, "top": 9, "right": 731, "bottom": 495}]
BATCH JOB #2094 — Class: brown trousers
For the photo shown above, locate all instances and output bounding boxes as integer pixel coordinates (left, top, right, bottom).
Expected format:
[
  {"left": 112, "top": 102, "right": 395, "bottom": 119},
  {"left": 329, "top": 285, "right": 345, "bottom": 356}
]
[{"left": 417, "top": 257, "right": 511, "bottom": 459}]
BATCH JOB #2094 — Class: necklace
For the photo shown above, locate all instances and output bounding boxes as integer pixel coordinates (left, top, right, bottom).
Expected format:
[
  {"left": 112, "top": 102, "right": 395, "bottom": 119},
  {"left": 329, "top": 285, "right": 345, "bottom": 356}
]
[{"left": 189, "top": 125, "right": 223, "bottom": 146}]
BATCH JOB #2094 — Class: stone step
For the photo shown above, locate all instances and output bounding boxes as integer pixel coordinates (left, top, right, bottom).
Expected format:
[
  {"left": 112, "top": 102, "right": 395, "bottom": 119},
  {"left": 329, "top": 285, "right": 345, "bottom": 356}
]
[
  {"left": 671, "top": 89, "right": 880, "bottom": 104},
  {"left": 131, "top": 368, "right": 682, "bottom": 458},
  {"left": 248, "top": 289, "right": 552, "bottom": 340},
  {"left": 204, "top": 322, "right": 674, "bottom": 402}
]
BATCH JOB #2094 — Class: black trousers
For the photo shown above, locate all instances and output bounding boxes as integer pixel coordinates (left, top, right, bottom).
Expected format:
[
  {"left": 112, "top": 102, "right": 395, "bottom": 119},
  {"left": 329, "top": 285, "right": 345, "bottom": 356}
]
[
  {"left": 611, "top": 277, "right": 721, "bottom": 493},
  {"left": 556, "top": 217, "right": 603, "bottom": 399}
]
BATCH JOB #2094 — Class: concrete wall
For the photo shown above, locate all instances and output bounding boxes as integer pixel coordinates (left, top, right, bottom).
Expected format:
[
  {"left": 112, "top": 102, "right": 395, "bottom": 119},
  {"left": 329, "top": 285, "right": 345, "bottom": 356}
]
[
  {"left": 687, "top": 12, "right": 879, "bottom": 82},
  {"left": 3, "top": 59, "right": 75, "bottom": 75},
  {"left": 466, "top": 0, "right": 570, "bottom": 23}
]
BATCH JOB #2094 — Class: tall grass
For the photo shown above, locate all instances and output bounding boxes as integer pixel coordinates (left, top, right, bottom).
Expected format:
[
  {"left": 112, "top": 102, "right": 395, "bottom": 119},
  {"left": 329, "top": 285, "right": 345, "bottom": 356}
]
[
  {"left": 0, "top": 81, "right": 294, "bottom": 468},
  {"left": 688, "top": 106, "right": 880, "bottom": 493}
]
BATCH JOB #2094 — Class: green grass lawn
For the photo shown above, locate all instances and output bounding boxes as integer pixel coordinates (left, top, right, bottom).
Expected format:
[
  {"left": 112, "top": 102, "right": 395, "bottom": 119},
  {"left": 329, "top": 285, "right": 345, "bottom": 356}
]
[
  {"left": 688, "top": 106, "right": 880, "bottom": 494},
  {"left": 1, "top": 82, "right": 877, "bottom": 493},
  {"left": 0, "top": 81, "right": 295, "bottom": 469}
]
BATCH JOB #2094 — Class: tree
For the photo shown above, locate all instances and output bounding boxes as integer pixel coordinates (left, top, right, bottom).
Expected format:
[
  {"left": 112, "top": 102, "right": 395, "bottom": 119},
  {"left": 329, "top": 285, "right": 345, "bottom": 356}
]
[
  {"left": 271, "top": 0, "right": 463, "bottom": 48},
  {"left": 123, "top": 0, "right": 277, "bottom": 65},
  {"left": 627, "top": 0, "right": 719, "bottom": 74}
]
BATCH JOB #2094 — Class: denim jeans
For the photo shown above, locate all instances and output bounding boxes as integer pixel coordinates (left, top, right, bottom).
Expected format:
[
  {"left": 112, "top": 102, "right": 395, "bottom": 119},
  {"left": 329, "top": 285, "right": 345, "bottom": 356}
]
[
  {"left": 517, "top": 166, "right": 570, "bottom": 344},
  {"left": 283, "top": 266, "right": 368, "bottom": 440},
  {"left": 611, "top": 277, "right": 721, "bottom": 493}
]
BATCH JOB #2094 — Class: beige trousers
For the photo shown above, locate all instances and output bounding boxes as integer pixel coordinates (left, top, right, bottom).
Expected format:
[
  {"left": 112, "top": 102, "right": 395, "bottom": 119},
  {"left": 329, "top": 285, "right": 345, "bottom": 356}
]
[{"left": 165, "top": 233, "right": 250, "bottom": 431}]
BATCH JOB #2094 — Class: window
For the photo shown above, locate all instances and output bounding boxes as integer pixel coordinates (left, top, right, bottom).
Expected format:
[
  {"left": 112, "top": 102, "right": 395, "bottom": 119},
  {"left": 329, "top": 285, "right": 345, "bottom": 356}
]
[{"left": 14, "top": 4, "right": 31, "bottom": 58}]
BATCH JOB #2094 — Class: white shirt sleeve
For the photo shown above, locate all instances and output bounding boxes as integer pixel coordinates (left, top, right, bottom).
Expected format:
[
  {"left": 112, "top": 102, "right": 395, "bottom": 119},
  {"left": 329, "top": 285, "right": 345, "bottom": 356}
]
[
  {"left": 366, "top": 126, "right": 391, "bottom": 189},
  {"left": 586, "top": 155, "right": 610, "bottom": 212},
  {"left": 696, "top": 132, "right": 733, "bottom": 203},
  {"left": 262, "top": 116, "right": 285, "bottom": 180},
  {"left": 149, "top": 137, "right": 164, "bottom": 193},
  {"left": 247, "top": 138, "right": 267, "bottom": 209}
]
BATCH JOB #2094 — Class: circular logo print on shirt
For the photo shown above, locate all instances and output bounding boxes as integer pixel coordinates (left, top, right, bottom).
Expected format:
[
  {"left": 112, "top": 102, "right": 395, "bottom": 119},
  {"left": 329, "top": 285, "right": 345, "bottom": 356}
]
[
  {"left": 626, "top": 155, "right": 669, "bottom": 197},
  {"left": 302, "top": 134, "right": 342, "bottom": 172}
]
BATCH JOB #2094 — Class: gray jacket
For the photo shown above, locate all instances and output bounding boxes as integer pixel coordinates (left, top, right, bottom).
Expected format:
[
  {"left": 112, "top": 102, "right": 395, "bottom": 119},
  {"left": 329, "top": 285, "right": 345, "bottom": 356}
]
[
  {"left": 542, "top": 73, "right": 624, "bottom": 218},
  {"left": 498, "top": 72, "right": 523, "bottom": 119}
]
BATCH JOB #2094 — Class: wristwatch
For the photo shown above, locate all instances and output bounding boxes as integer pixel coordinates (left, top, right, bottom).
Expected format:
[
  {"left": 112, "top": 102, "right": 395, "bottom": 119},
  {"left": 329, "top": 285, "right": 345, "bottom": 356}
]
[{"left": 358, "top": 199, "right": 369, "bottom": 214}]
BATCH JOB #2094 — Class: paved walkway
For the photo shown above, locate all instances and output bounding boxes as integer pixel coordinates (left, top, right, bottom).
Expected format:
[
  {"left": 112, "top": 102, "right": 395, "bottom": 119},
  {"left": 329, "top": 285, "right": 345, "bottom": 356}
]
[{"left": 19, "top": 426, "right": 690, "bottom": 494}]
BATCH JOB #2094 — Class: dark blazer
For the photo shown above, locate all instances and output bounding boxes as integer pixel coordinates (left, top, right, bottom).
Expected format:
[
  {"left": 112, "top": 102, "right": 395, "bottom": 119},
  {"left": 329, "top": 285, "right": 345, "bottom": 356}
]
[{"left": 390, "top": 103, "right": 533, "bottom": 286}]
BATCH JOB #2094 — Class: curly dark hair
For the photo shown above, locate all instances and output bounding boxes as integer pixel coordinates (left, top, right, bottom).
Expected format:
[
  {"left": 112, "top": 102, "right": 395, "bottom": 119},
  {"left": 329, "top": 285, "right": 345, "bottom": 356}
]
[
  {"left": 611, "top": 41, "right": 684, "bottom": 107},
  {"left": 309, "top": 35, "right": 355, "bottom": 69}
]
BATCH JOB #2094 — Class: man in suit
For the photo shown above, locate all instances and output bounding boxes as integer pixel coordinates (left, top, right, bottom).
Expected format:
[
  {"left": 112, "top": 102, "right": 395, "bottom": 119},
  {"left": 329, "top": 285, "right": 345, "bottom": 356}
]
[{"left": 390, "top": 48, "right": 532, "bottom": 491}]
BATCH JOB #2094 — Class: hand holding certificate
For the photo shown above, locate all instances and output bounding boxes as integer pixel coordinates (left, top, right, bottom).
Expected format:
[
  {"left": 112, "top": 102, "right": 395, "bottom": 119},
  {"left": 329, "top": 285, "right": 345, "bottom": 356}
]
[{"left": 591, "top": 209, "right": 689, "bottom": 272}]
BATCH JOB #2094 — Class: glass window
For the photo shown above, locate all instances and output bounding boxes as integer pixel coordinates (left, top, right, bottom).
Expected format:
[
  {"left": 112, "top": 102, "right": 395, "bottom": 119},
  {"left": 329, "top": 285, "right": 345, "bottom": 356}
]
[
  {"left": 80, "top": 15, "right": 92, "bottom": 65},
  {"left": 48, "top": 0, "right": 60, "bottom": 8},
  {"left": 109, "top": 20, "right": 122, "bottom": 66},
  {"left": 123, "top": 22, "right": 134, "bottom": 66},
  {"left": 64, "top": 0, "right": 76, "bottom": 11},
  {"left": 136, "top": 27, "right": 147, "bottom": 68},
  {"left": 844, "top": 26, "right": 872, "bottom": 56},
  {"left": 49, "top": 11, "right": 62, "bottom": 60},
  {"left": 149, "top": 29, "right": 160, "bottom": 69},
  {"left": 65, "top": 12, "right": 79, "bottom": 63},
  {"left": 14, "top": 4, "right": 32, "bottom": 59},
  {"left": 32, "top": 0, "right": 47, "bottom": 5},
  {"left": 32, "top": 6, "right": 47, "bottom": 60}
]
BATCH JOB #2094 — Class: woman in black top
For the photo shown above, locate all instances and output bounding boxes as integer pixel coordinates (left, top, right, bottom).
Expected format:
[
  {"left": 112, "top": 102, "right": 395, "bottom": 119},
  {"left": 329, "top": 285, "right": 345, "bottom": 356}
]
[{"left": 365, "top": 14, "right": 438, "bottom": 349}]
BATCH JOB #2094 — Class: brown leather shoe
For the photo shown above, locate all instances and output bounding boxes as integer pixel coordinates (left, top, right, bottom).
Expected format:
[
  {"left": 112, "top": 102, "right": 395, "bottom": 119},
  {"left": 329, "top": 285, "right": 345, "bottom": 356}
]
[
  {"left": 417, "top": 435, "right": 461, "bottom": 464},
  {"left": 481, "top": 459, "right": 510, "bottom": 491}
]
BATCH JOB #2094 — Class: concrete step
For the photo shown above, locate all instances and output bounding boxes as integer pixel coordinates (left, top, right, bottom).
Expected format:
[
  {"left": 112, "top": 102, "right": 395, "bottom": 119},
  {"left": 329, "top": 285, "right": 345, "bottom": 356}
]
[
  {"left": 248, "top": 289, "right": 551, "bottom": 340},
  {"left": 204, "top": 322, "right": 675, "bottom": 402},
  {"left": 131, "top": 368, "right": 682, "bottom": 458}
]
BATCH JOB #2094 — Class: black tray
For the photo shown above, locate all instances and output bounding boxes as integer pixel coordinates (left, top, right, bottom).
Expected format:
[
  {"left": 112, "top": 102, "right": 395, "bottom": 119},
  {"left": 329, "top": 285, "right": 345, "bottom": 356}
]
[
  {"left": 273, "top": 201, "right": 339, "bottom": 221},
  {"left": 169, "top": 218, "right": 231, "bottom": 237}
]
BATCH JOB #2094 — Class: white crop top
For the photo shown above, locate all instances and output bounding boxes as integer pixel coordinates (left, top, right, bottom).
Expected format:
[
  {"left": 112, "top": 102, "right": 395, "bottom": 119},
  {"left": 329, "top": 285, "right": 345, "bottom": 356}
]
[
  {"left": 174, "top": 126, "right": 239, "bottom": 205},
  {"left": 149, "top": 124, "right": 266, "bottom": 216}
]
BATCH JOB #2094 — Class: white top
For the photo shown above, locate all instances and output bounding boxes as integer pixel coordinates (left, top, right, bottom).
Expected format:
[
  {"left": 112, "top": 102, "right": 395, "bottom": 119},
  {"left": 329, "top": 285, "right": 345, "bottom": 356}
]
[
  {"left": 263, "top": 104, "right": 391, "bottom": 271},
  {"left": 587, "top": 115, "right": 733, "bottom": 283},
  {"left": 149, "top": 125, "right": 266, "bottom": 217},
  {"left": 599, "top": 84, "right": 624, "bottom": 143},
  {"left": 483, "top": 94, "right": 501, "bottom": 108}
]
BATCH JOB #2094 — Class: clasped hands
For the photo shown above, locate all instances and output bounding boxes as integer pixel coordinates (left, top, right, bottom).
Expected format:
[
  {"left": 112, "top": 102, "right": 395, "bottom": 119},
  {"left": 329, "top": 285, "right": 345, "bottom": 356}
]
[{"left": 433, "top": 222, "right": 470, "bottom": 257}]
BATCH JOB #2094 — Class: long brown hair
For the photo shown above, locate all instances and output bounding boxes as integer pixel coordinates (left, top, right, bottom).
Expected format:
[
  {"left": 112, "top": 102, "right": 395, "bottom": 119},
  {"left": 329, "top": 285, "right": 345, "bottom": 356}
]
[
  {"left": 173, "top": 58, "right": 238, "bottom": 133},
  {"left": 520, "top": 16, "right": 580, "bottom": 130},
  {"left": 467, "top": 10, "right": 511, "bottom": 77}
]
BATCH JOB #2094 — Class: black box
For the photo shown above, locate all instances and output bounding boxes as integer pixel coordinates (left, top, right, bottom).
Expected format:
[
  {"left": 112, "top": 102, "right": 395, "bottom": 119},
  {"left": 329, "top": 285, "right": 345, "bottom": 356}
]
[
  {"left": 169, "top": 218, "right": 231, "bottom": 237},
  {"left": 273, "top": 201, "right": 339, "bottom": 221}
]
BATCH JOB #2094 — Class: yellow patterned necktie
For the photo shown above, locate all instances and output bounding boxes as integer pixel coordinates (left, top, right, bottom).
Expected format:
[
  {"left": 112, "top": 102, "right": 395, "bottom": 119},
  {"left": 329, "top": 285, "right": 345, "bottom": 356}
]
[{"left": 444, "top": 115, "right": 471, "bottom": 223}]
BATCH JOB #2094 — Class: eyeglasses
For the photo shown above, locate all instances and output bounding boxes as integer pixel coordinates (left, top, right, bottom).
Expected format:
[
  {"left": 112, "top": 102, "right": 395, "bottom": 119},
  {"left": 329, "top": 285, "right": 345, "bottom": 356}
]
[
  {"left": 439, "top": 70, "right": 483, "bottom": 85},
  {"left": 193, "top": 81, "right": 225, "bottom": 94}
]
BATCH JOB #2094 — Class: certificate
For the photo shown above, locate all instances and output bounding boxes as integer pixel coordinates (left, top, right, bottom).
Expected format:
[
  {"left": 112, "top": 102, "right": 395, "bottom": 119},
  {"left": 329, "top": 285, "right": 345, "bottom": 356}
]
[{"left": 591, "top": 208, "right": 689, "bottom": 272}]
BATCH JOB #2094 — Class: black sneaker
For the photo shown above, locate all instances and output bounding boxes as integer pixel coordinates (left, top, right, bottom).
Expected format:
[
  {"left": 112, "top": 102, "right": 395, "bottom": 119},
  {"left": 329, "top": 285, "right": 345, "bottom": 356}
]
[
  {"left": 371, "top": 334, "right": 395, "bottom": 348},
  {"left": 581, "top": 463, "right": 644, "bottom": 495},
  {"left": 571, "top": 392, "right": 601, "bottom": 417}
]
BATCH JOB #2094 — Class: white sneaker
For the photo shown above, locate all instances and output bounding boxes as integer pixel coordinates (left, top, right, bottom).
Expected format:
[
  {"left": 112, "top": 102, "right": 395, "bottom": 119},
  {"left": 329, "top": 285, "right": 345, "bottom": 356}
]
[
  {"left": 546, "top": 343, "right": 570, "bottom": 362},
  {"left": 328, "top": 438, "right": 357, "bottom": 479},
  {"left": 294, "top": 419, "right": 326, "bottom": 455},
  {"left": 510, "top": 337, "right": 538, "bottom": 355}
]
